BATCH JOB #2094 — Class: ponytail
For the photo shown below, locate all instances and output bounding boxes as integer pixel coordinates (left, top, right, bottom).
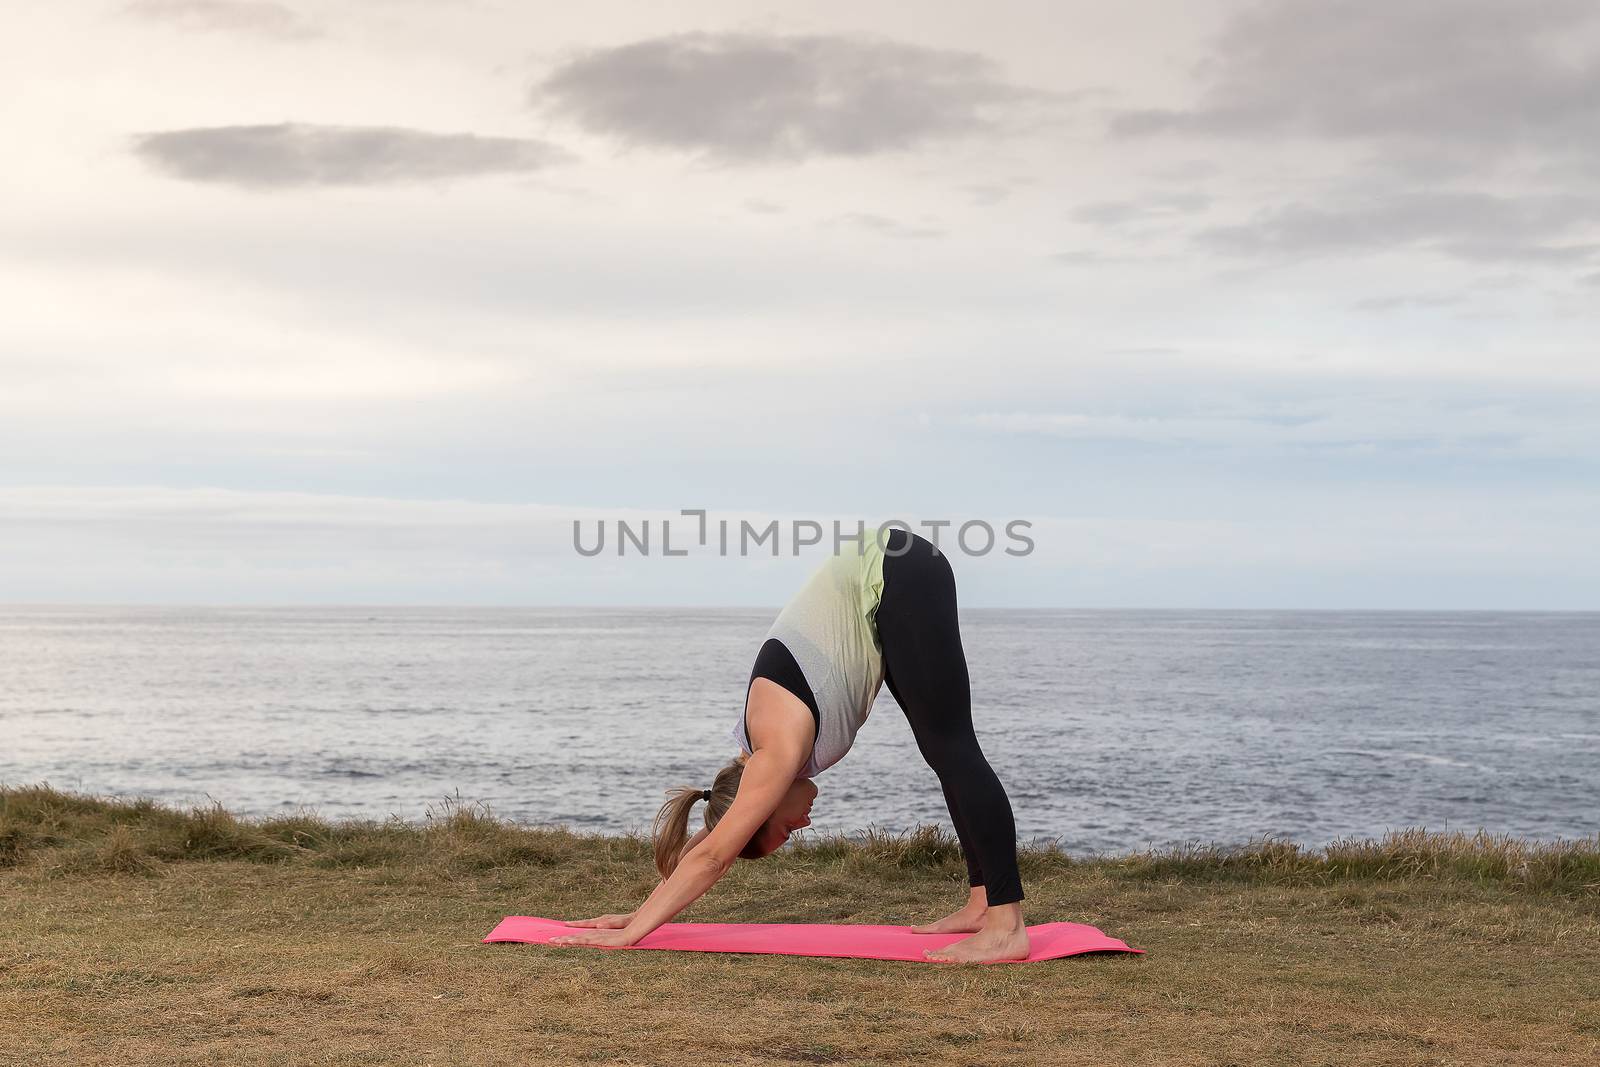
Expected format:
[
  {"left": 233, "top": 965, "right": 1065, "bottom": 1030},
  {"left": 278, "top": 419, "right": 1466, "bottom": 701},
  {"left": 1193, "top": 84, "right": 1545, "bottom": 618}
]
[{"left": 651, "top": 755, "right": 747, "bottom": 878}]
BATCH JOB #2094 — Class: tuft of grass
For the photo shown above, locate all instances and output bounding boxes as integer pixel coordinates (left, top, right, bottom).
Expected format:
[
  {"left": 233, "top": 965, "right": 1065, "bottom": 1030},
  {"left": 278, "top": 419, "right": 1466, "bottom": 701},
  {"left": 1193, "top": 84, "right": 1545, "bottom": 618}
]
[
  {"left": 1323, "top": 827, "right": 1600, "bottom": 893},
  {"left": 1109, "top": 828, "right": 1600, "bottom": 894},
  {"left": 153, "top": 801, "right": 300, "bottom": 864},
  {"left": 418, "top": 793, "right": 567, "bottom": 873},
  {"left": 0, "top": 785, "right": 301, "bottom": 873},
  {"left": 67, "top": 823, "right": 163, "bottom": 876},
  {"left": 0, "top": 817, "right": 41, "bottom": 868},
  {"left": 255, "top": 812, "right": 337, "bottom": 849}
]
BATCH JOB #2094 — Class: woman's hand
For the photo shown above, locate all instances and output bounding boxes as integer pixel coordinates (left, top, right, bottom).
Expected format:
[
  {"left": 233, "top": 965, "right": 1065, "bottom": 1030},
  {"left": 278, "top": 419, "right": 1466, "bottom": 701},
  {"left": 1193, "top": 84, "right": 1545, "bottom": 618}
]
[
  {"left": 548, "top": 928, "right": 640, "bottom": 949},
  {"left": 562, "top": 912, "right": 636, "bottom": 930}
]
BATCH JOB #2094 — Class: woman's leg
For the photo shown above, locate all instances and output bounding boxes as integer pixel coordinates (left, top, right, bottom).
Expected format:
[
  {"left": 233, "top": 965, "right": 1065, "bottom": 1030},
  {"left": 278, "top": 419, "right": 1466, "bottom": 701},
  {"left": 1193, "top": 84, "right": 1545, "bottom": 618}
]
[
  {"left": 884, "top": 661, "right": 985, "bottom": 891},
  {"left": 877, "top": 531, "right": 1025, "bottom": 909}
]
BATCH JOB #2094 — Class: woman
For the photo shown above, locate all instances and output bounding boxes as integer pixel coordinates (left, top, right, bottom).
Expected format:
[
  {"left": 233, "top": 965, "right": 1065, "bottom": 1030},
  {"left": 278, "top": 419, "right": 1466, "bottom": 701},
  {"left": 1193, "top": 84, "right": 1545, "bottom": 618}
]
[{"left": 552, "top": 527, "right": 1029, "bottom": 963}]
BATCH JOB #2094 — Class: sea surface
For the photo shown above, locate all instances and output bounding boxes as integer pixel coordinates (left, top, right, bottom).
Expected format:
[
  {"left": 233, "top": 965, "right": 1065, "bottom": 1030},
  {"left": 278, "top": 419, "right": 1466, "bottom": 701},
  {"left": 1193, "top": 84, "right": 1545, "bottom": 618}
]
[{"left": 2, "top": 607, "right": 1596, "bottom": 853}]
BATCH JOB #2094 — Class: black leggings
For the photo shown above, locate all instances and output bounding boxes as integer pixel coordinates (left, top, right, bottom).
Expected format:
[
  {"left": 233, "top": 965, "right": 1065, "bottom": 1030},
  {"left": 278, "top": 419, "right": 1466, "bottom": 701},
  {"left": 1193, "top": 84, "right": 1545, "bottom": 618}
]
[{"left": 877, "top": 530, "right": 1024, "bottom": 906}]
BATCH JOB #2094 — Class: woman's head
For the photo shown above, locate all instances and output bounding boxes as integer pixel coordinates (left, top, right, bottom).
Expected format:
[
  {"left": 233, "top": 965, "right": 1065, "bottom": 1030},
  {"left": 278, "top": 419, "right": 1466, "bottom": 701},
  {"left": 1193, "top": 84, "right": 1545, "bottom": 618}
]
[{"left": 651, "top": 754, "right": 818, "bottom": 878}]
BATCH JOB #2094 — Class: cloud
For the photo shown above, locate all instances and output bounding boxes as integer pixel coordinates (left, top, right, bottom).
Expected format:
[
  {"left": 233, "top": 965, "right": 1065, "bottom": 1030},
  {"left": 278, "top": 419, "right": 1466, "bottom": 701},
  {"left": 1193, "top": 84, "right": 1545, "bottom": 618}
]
[
  {"left": 1107, "top": 0, "right": 1600, "bottom": 175},
  {"left": 962, "top": 184, "right": 1010, "bottom": 206},
  {"left": 130, "top": 123, "right": 572, "bottom": 189},
  {"left": 1049, "top": 249, "right": 1162, "bottom": 266},
  {"left": 121, "top": 0, "right": 319, "bottom": 41},
  {"left": 1194, "top": 191, "right": 1600, "bottom": 264},
  {"left": 828, "top": 213, "right": 944, "bottom": 240},
  {"left": 1099, "top": 1, "right": 1600, "bottom": 268},
  {"left": 1142, "top": 159, "right": 1222, "bottom": 183},
  {"left": 532, "top": 32, "right": 1041, "bottom": 162},
  {"left": 0, "top": 486, "right": 596, "bottom": 604},
  {"left": 1350, "top": 294, "right": 1466, "bottom": 313},
  {"left": 1070, "top": 193, "right": 1211, "bottom": 227},
  {"left": 954, "top": 390, "right": 1600, "bottom": 461}
]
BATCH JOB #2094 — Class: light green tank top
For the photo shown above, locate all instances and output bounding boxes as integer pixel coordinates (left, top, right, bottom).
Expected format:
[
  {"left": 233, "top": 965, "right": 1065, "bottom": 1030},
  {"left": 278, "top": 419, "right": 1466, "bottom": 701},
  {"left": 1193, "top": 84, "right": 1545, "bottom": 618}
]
[{"left": 732, "top": 536, "right": 887, "bottom": 777}]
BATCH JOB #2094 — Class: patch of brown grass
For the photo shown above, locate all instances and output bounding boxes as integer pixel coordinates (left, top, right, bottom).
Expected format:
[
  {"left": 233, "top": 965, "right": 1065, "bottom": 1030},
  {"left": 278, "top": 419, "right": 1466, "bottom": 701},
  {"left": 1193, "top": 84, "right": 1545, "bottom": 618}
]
[{"left": 1, "top": 784, "right": 1597, "bottom": 1066}]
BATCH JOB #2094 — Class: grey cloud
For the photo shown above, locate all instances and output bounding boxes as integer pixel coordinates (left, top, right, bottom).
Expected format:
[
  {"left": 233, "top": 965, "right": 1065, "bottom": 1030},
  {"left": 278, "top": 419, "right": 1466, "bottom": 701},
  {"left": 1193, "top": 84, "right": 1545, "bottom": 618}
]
[
  {"left": 963, "top": 184, "right": 1010, "bottom": 206},
  {"left": 743, "top": 199, "right": 785, "bottom": 215},
  {"left": 1071, "top": 193, "right": 1211, "bottom": 227},
  {"left": 829, "top": 213, "right": 944, "bottom": 240},
  {"left": 954, "top": 387, "right": 1600, "bottom": 461},
  {"left": 532, "top": 32, "right": 1041, "bottom": 162},
  {"left": 1439, "top": 241, "right": 1600, "bottom": 265},
  {"left": 1102, "top": 2, "right": 1600, "bottom": 267},
  {"left": 122, "top": 0, "right": 319, "bottom": 41},
  {"left": 1467, "top": 274, "right": 1529, "bottom": 290},
  {"left": 130, "top": 123, "right": 572, "bottom": 189},
  {"left": 1108, "top": 0, "right": 1600, "bottom": 173},
  {"left": 1049, "top": 250, "right": 1152, "bottom": 266},
  {"left": 1196, "top": 191, "right": 1600, "bottom": 264},
  {"left": 1143, "top": 159, "right": 1221, "bottom": 183},
  {"left": 1350, "top": 294, "right": 1466, "bottom": 313}
]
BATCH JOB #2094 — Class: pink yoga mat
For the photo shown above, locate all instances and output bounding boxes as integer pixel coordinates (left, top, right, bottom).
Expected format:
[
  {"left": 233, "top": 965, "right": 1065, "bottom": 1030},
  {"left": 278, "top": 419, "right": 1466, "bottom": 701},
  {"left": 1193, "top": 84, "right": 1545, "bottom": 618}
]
[{"left": 483, "top": 917, "right": 1144, "bottom": 964}]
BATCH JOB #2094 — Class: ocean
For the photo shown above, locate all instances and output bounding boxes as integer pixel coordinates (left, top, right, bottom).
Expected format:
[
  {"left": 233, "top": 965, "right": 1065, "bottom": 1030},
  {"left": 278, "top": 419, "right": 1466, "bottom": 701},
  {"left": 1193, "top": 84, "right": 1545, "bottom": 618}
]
[{"left": 2, "top": 606, "right": 1595, "bottom": 853}]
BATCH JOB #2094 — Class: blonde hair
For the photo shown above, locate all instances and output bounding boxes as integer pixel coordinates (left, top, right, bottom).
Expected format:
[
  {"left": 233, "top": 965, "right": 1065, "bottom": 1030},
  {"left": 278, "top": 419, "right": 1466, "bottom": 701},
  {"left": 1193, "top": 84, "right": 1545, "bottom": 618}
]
[{"left": 652, "top": 753, "right": 749, "bottom": 878}]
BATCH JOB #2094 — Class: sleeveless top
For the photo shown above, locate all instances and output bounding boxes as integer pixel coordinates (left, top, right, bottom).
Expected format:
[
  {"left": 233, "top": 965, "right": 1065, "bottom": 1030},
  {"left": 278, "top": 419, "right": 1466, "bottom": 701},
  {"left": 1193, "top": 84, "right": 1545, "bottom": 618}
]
[{"left": 731, "top": 535, "right": 888, "bottom": 777}]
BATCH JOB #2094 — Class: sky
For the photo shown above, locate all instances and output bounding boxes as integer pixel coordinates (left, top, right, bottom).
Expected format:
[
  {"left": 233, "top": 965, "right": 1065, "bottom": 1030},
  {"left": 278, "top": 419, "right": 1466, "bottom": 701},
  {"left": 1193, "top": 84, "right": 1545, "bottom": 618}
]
[{"left": 2, "top": 0, "right": 1598, "bottom": 608}]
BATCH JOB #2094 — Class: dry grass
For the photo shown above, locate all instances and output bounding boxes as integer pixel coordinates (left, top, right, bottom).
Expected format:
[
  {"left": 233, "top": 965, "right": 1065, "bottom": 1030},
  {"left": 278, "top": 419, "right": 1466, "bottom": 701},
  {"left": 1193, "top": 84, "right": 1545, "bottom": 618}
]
[{"left": 2, "top": 784, "right": 1597, "bottom": 1066}]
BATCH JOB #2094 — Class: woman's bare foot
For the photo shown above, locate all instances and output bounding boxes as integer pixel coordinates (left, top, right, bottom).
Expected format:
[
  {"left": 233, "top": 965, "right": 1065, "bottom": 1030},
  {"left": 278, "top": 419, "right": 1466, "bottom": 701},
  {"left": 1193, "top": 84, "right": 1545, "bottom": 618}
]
[
  {"left": 912, "top": 886, "right": 988, "bottom": 934},
  {"left": 924, "top": 903, "right": 1031, "bottom": 964}
]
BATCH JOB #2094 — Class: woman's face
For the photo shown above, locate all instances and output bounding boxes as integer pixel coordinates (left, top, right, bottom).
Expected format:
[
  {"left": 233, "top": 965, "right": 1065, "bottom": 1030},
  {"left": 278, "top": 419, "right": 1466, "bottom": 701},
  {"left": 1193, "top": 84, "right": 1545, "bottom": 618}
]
[{"left": 742, "top": 778, "right": 817, "bottom": 858}]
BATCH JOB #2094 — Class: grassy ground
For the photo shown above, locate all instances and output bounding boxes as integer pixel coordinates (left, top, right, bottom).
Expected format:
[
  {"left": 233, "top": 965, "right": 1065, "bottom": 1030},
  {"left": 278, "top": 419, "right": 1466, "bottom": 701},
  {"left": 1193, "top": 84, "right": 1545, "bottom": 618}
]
[{"left": 2, "top": 785, "right": 1597, "bottom": 1066}]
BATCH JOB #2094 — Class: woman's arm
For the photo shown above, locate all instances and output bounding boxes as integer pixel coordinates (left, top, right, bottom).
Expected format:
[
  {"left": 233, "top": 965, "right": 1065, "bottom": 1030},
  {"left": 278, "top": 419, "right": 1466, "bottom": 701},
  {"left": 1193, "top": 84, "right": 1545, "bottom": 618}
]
[
  {"left": 552, "top": 745, "right": 806, "bottom": 947},
  {"left": 563, "top": 828, "right": 710, "bottom": 928}
]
